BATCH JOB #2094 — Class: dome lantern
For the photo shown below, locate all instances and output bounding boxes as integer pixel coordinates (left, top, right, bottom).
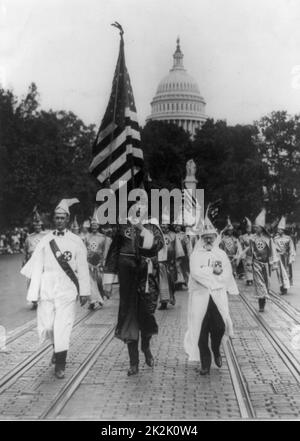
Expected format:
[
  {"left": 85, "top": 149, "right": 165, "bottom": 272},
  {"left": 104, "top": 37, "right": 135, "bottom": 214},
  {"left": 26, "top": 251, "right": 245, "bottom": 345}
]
[
  {"left": 172, "top": 37, "right": 184, "bottom": 71},
  {"left": 146, "top": 38, "right": 208, "bottom": 138}
]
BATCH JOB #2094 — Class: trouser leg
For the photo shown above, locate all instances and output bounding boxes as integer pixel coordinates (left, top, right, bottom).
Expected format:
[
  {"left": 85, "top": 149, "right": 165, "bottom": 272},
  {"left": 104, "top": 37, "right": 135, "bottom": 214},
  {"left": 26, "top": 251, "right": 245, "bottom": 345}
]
[
  {"left": 209, "top": 299, "right": 225, "bottom": 357},
  {"left": 127, "top": 340, "right": 139, "bottom": 366},
  {"left": 53, "top": 297, "right": 76, "bottom": 353},
  {"left": 37, "top": 299, "right": 55, "bottom": 346},
  {"left": 198, "top": 303, "right": 211, "bottom": 370},
  {"left": 55, "top": 350, "right": 67, "bottom": 371},
  {"left": 141, "top": 334, "right": 151, "bottom": 352}
]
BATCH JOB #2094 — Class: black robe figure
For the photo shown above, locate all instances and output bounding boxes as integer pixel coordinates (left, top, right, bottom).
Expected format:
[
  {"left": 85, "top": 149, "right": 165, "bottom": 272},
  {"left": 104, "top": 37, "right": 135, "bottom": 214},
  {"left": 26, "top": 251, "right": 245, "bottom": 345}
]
[{"left": 103, "top": 220, "right": 164, "bottom": 375}]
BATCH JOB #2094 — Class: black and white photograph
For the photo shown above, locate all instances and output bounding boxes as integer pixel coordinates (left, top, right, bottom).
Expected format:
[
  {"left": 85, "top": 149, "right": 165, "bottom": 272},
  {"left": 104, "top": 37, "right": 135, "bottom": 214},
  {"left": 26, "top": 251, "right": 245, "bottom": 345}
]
[{"left": 0, "top": 0, "right": 300, "bottom": 423}]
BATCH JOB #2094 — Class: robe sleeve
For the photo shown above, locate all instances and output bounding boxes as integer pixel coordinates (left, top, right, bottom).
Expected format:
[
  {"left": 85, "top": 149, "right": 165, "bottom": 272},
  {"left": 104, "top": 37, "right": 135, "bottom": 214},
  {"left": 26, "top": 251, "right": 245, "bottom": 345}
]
[
  {"left": 235, "top": 238, "right": 243, "bottom": 257},
  {"left": 139, "top": 223, "right": 164, "bottom": 254},
  {"left": 75, "top": 240, "right": 90, "bottom": 297},
  {"left": 20, "top": 240, "right": 45, "bottom": 301},
  {"left": 103, "top": 230, "right": 121, "bottom": 284},
  {"left": 214, "top": 251, "right": 239, "bottom": 295},
  {"left": 189, "top": 251, "right": 223, "bottom": 291},
  {"left": 289, "top": 237, "right": 296, "bottom": 264},
  {"left": 269, "top": 238, "right": 279, "bottom": 265}
]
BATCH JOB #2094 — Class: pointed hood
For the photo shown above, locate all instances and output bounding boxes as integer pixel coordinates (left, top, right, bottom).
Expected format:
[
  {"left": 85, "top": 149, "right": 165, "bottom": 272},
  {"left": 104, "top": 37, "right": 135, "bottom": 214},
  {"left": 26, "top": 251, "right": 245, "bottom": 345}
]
[
  {"left": 90, "top": 207, "right": 99, "bottom": 225},
  {"left": 226, "top": 216, "right": 234, "bottom": 230},
  {"left": 245, "top": 217, "right": 252, "bottom": 229},
  {"left": 55, "top": 198, "right": 79, "bottom": 215},
  {"left": 71, "top": 215, "right": 79, "bottom": 231},
  {"left": 200, "top": 207, "right": 217, "bottom": 236},
  {"left": 277, "top": 216, "right": 286, "bottom": 231},
  {"left": 254, "top": 208, "right": 266, "bottom": 228}
]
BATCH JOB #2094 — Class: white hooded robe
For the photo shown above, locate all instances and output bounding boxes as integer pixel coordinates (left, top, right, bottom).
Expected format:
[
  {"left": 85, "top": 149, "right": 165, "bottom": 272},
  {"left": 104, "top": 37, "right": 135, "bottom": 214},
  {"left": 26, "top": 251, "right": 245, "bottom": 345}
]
[{"left": 184, "top": 237, "right": 239, "bottom": 362}]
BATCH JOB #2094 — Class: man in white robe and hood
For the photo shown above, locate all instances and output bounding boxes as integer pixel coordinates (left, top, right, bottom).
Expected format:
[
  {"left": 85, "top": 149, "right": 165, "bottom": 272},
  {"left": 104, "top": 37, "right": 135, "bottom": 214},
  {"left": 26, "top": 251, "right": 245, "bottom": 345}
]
[
  {"left": 21, "top": 198, "right": 90, "bottom": 379},
  {"left": 184, "top": 213, "right": 239, "bottom": 375}
]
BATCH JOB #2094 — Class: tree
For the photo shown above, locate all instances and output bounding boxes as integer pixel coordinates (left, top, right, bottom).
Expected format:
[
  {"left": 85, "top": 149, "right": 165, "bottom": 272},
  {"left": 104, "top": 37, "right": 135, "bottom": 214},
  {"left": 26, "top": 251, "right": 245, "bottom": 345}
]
[
  {"left": 255, "top": 111, "right": 300, "bottom": 221},
  {"left": 0, "top": 84, "right": 98, "bottom": 228},
  {"left": 141, "top": 120, "right": 192, "bottom": 189},
  {"left": 190, "top": 119, "right": 268, "bottom": 226}
]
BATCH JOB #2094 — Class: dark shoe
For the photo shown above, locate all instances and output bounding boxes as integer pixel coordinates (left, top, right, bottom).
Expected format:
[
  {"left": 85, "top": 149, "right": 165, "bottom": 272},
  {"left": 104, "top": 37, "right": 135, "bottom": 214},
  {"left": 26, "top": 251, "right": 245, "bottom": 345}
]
[
  {"left": 199, "top": 367, "right": 210, "bottom": 375},
  {"left": 54, "top": 350, "right": 67, "bottom": 378},
  {"left": 258, "top": 298, "right": 266, "bottom": 312},
  {"left": 55, "top": 367, "right": 65, "bottom": 379},
  {"left": 144, "top": 349, "right": 154, "bottom": 367},
  {"left": 88, "top": 303, "right": 95, "bottom": 310},
  {"left": 31, "top": 301, "right": 38, "bottom": 310},
  {"left": 158, "top": 303, "right": 167, "bottom": 310},
  {"left": 214, "top": 353, "right": 222, "bottom": 368},
  {"left": 127, "top": 365, "right": 139, "bottom": 376},
  {"left": 282, "top": 288, "right": 288, "bottom": 295}
]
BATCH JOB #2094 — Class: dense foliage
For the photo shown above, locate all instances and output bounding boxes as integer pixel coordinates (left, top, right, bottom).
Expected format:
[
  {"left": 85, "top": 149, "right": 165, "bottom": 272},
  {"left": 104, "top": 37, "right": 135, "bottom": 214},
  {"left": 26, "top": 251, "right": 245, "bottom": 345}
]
[{"left": 1, "top": 84, "right": 299, "bottom": 228}]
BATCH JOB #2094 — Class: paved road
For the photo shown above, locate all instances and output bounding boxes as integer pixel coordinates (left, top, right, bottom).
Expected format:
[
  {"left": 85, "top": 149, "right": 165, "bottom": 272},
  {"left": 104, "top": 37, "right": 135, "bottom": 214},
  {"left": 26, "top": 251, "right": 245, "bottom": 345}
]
[
  {"left": 0, "top": 254, "right": 34, "bottom": 332},
  {"left": 0, "top": 246, "right": 300, "bottom": 419}
]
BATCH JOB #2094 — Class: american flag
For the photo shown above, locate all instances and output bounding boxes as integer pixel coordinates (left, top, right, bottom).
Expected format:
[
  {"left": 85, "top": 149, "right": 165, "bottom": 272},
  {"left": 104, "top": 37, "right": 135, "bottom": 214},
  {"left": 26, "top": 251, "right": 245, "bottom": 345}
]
[
  {"left": 89, "top": 28, "right": 144, "bottom": 192},
  {"left": 181, "top": 188, "right": 200, "bottom": 226}
]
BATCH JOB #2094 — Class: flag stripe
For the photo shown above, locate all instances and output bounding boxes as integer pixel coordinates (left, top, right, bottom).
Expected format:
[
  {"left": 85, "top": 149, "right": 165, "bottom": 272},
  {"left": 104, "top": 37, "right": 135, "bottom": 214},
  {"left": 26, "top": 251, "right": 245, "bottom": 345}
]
[
  {"left": 93, "top": 145, "right": 144, "bottom": 183},
  {"left": 90, "top": 137, "right": 142, "bottom": 179},
  {"left": 89, "top": 36, "right": 144, "bottom": 192},
  {"left": 93, "top": 119, "right": 140, "bottom": 157},
  {"left": 110, "top": 167, "right": 143, "bottom": 192},
  {"left": 90, "top": 127, "right": 141, "bottom": 173}
]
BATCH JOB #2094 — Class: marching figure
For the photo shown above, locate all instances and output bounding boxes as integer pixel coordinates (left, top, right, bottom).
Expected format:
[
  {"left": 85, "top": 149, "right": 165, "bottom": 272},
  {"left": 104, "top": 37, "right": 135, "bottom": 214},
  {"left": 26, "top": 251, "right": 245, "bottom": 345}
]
[
  {"left": 23, "top": 207, "right": 47, "bottom": 310},
  {"left": 85, "top": 209, "right": 108, "bottom": 310},
  {"left": 239, "top": 217, "right": 254, "bottom": 286},
  {"left": 157, "top": 222, "right": 177, "bottom": 310},
  {"left": 274, "top": 216, "right": 296, "bottom": 293},
  {"left": 249, "top": 209, "right": 281, "bottom": 312},
  {"left": 21, "top": 199, "right": 90, "bottom": 379},
  {"left": 174, "top": 223, "right": 191, "bottom": 290},
  {"left": 219, "top": 217, "right": 242, "bottom": 278},
  {"left": 184, "top": 214, "right": 238, "bottom": 375},
  {"left": 79, "top": 219, "right": 90, "bottom": 242},
  {"left": 103, "top": 206, "right": 164, "bottom": 376}
]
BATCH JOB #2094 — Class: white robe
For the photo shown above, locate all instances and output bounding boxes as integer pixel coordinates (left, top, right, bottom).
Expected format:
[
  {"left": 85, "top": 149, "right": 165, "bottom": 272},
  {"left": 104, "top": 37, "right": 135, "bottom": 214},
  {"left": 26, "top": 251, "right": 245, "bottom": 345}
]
[
  {"left": 21, "top": 230, "right": 90, "bottom": 351},
  {"left": 184, "top": 238, "right": 239, "bottom": 362}
]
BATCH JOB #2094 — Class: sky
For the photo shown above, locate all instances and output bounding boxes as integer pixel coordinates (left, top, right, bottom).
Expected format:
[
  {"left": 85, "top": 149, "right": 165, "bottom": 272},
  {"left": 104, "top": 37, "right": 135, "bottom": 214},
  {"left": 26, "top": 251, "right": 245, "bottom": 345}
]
[{"left": 1, "top": 0, "right": 300, "bottom": 128}]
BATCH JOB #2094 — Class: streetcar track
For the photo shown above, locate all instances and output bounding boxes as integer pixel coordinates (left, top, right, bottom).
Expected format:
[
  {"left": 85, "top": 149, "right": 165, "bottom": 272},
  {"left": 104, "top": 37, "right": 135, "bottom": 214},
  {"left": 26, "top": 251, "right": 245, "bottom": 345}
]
[
  {"left": 239, "top": 293, "right": 300, "bottom": 383},
  {"left": 40, "top": 324, "right": 116, "bottom": 419},
  {"left": 6, "top": 319, "right": 37, "bottom": 346},
  {"left": 222, "top": 336, "right": 255, "bottom": 418},
  {"left": 268, "top": 289, "right": 300, "bottom": 325},
  {"left": 0, "top": 308, "right": 96, "bottom": 394}
]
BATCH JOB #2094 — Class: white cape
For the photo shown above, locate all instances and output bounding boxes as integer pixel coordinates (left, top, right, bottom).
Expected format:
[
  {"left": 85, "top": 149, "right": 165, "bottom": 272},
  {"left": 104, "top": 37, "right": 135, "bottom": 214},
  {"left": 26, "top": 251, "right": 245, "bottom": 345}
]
[{"left": 184, "top": 237, "right": 239, "bottom": 362}]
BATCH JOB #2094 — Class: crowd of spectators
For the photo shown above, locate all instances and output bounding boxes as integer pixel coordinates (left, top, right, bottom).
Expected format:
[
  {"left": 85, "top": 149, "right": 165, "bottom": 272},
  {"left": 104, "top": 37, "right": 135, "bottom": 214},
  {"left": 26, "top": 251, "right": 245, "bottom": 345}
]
[{"left": 0, "top": 228, "right": 29, "bottom": 255}]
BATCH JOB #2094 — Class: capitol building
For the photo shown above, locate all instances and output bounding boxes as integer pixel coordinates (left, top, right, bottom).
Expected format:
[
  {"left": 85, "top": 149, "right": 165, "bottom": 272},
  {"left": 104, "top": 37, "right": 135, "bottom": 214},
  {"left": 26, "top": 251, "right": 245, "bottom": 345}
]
[{"left": 147, "top": 38, "right": 208, "bottom": 137}]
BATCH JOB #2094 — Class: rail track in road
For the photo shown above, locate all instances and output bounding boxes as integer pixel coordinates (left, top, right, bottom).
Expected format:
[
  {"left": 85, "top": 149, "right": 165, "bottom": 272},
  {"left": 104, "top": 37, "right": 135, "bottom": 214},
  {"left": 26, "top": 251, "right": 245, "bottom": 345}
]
[
  {"left": 240, "top": 292, "right": 300, "bottom": 383},
  {"left": 222, "top": 336, "right": 255, "bottom": 418},
  {"left": 0, "top": 308, "right": 97, "bottom": 393},
  {"left": 40, "top": 324, "right": 116, "bottom": 419}
]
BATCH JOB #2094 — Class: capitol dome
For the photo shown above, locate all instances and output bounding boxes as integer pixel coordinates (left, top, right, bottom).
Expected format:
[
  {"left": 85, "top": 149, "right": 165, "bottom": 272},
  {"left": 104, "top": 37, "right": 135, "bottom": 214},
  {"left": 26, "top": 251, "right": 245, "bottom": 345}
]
[{"left": 147, "top": 38, "right": 208, "bottom": 137}]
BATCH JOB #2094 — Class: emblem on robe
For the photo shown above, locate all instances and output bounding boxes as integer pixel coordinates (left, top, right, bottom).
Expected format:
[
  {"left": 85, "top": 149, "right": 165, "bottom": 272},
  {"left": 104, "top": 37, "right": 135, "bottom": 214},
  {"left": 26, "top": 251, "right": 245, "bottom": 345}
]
[
  {"left": 255, "top": 240, "right": 265, "bottom": 251},
  {"left": 63, "top": 251, "right": 72, "bottom": 262},
  {"left": 124, "top": 228, "right": 133, "bottom": 239},
  {"left": 89, "top": 242, "right": 97, "bottom": 251}
]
